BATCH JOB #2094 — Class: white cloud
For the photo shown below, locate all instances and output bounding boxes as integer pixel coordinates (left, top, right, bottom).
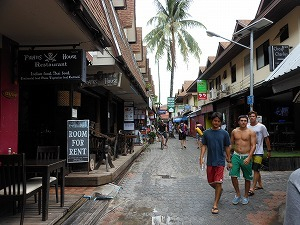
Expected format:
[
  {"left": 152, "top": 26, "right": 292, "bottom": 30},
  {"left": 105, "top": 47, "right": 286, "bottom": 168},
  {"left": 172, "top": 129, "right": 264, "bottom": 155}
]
[{"left": 136, "top": 0, "right": 261, "bottom": 104}]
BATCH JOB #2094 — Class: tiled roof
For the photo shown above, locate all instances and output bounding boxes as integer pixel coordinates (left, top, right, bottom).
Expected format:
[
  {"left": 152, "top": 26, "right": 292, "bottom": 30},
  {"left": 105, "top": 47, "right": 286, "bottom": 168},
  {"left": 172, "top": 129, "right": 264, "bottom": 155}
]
[
  {"left": 117, "top": 0, "right": 135, "bottom": 28},
  {"left": 137, "top": 46, "right": 147, "bottom": 68},
  {"left": 84, "top": 0, "right": 148, "bottom": 96},
  {"left": 131, "top": 27, "right": 142, "bottom": 52},
  {"left": 177, "top": 81, "right": 193, "bottom": 97},
  {"left": 216, "top": 42, "right": 230, "bottom": 57},
  {"left": 83, "top": 0, "right": 113, "bottom": 45}
]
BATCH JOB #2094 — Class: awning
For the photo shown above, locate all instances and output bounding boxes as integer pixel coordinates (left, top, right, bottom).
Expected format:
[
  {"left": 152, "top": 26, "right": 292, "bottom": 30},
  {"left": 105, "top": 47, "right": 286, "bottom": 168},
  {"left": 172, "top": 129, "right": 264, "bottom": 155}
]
[{"left": 173, "top": 116, "right": 188, "bottom": 123}]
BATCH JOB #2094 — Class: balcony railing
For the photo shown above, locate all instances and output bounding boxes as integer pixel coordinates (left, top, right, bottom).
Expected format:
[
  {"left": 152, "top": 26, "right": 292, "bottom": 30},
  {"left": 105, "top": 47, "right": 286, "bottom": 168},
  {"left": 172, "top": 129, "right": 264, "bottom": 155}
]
[{"left": 229, "top": 76, "right": 250, "bottom": 94}]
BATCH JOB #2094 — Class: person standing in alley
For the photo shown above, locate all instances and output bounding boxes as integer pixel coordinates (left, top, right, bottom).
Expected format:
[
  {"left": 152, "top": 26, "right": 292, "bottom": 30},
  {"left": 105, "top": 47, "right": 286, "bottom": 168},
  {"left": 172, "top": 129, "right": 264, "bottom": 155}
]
[
  {"left": 247, "top": 111, "right": 271, "bottom": 196},
  {"left": 178, "top": 121, "right": 188, "bottom": 149},
  {"left": 200, "top": 112, "right": 231, "bottom": 214},
  {"left": 195, "top": 121, "right": 205, "bottom": 149},
  {"left": 229, "top": 115, "right": 256, "bottom": 205}
]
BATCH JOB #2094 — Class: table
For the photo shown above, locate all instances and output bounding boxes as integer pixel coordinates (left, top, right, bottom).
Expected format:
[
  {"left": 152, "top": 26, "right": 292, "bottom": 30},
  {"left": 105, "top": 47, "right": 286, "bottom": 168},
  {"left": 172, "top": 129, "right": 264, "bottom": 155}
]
[{"left": 26, "top": 159, "right": 66, "bottom": 221}]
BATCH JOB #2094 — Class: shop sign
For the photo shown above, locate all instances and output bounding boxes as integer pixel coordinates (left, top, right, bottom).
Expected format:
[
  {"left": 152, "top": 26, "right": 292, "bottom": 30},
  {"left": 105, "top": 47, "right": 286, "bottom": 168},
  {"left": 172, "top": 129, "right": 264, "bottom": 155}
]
[
  {"left": 124, "top": 106, "right": 134, "bottom": 121},
  {"left": 19, "top": 49, "right": 86, "bottom": 83},
  {"left": 2, "top": 90, "right": 17, "bottom": 99},
  {"left": 184, "top": 104, "right": 191, "bottom": 111},
  {"left": 158, "top": 110, "right": 166, "bottom": 115},
  {"left": 167, "top": 97, "right": 175, "bottom": 112},
  {"left": 83, "top": 72, "right": 122, "bottom": 87},
  {"left": 198, "top": 93, "right": 207, "bottom": 100},
  {"left": 269, "top": 45, "right": 289, "bottom": 71},
  {"left": 197, "top": 80, "right": 207, "bottom": 100},
  {"left": 67, "top": 120, "right": 89, "bottom": 163}
]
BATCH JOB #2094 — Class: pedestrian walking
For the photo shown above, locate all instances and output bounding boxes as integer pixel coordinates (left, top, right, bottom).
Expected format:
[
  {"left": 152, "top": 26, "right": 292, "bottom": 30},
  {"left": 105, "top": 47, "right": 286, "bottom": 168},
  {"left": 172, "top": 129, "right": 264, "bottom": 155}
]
[
  {"left": 178, "top": 121, "right": 188, "bottom": 149},
  {"left": 229, "top": 115, "right": 256, "bottom": 205},
  {"left": 247, "top": 111, "right": 271, "bottom": 196},
  {"left": 284, "top": 168, "right": 300, "bottom": 225},
  {"left": 195, "top": 121, "right": 205, "bottom": 149},
  {"left": 157, "top": 120, "right": 168, "bottom": 147},
  {"left": 199, "top": 112, "right": 231, "bottom": 214}
]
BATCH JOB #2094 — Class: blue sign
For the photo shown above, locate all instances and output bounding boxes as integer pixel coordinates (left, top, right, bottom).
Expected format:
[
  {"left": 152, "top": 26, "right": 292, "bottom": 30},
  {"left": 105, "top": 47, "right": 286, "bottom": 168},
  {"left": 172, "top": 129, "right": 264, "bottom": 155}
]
[
  {"left": 158, "top": 110, "right": 166, "bottom": 115},
  {"left": 247, "top": 95, "right": 254, "bottom": 105}
]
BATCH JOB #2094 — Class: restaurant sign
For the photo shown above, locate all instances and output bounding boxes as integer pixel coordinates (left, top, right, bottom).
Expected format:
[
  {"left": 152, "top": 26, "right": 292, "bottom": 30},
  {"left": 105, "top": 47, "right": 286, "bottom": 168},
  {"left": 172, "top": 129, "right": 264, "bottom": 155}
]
[
  {"left": 67, "top": 120, "right": 89, "bottom": 163},
  {"left": 82, "top": 72, "right": 122, "bottom": 87},
  {"left": 19, "top": 49, "right": 86, "bottom": 83}
]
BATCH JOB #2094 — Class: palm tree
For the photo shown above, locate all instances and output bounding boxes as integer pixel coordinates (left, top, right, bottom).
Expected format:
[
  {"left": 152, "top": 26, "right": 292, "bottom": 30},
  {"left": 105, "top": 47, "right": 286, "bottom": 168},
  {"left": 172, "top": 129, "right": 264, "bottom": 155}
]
[{"left": 144, "top": 0, "right": 206, "bottom": 99}]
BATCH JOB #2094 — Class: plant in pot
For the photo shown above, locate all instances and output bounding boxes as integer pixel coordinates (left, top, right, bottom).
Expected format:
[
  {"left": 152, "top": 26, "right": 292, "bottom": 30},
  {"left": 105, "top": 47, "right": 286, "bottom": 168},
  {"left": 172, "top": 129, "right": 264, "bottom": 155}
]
[
  {"left": 148, "top": 131, "right": 156, "bottom": 144},
  {"left": 145, "top": 82, "right": 152, "bottom": 91}
]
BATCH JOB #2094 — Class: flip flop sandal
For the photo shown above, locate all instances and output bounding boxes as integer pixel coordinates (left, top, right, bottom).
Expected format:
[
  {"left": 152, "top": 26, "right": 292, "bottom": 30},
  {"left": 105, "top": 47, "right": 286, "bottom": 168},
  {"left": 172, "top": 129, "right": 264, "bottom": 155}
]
[
  {"left": 248, "top": 190, "right": 255, "bottom": 196},
  {"left": 211, "top": 207, "right": 219, "bottom": 214},
  {"left": 255, "top": 187, "right": 264, "bottom": 190}
]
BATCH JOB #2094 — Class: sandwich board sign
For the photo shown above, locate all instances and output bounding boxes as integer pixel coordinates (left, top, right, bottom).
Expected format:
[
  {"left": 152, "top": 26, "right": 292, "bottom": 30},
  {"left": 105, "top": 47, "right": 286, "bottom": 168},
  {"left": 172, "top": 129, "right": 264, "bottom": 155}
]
[{"left": 67, "top": 120, "right": 89, "bottom": 163}]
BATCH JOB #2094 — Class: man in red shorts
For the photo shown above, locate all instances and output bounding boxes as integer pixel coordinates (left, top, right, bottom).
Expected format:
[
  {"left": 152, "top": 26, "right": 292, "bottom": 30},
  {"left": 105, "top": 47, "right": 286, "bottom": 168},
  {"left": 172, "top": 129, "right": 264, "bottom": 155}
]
[{"left": 200, "top": 112, "right": 231, "bottom": 214}]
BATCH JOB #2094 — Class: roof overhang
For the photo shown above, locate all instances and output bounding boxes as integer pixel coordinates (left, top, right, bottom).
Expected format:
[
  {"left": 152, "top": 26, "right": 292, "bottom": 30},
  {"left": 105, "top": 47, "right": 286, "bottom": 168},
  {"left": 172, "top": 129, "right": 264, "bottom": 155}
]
[
  {"left": 85, "top": 64, "right": 147, "bottom": 107},
  {"left": 0, "top": 0, "right": 109, "bottom": 51}
]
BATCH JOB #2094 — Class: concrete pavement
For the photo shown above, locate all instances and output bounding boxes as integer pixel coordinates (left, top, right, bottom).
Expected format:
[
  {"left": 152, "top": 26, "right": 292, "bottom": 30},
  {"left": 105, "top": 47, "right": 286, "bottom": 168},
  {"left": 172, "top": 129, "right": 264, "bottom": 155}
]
[
  {"left": 97, "top": 135, "right": 291, "bottom": 225},
  {"left": 0, "top": 136, "right": 292, "bottom": 224}
]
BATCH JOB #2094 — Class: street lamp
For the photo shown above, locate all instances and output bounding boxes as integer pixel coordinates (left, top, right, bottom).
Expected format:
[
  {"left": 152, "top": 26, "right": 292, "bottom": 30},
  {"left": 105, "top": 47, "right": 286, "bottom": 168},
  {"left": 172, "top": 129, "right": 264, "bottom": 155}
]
[{"left": 206, "top": 18, "right": 273, "bottom": 111}]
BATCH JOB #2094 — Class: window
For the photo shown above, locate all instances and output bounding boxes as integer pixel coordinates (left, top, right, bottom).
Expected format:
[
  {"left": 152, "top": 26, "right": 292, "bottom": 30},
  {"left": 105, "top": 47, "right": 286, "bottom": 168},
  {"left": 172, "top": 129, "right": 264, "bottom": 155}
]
[
  {"left": 231, "top": 64, "right": 236, "bottom": 83},
  {"left": 209, "top": 81, "right": 214, "bottom": 90},
  {"left": 256, "top": 40, "right": 270, "bottom": 70},
  {"left": 222, "top": 70, "right": 227, "bottom": 79},
  {"left": 244, "top": 54, "right": 250, "bottom": 76},
  {"left": 274, "top": 24, "right": 289, "bottom": 43},
  {"left": 216, "top": 75, "right": 221, "bottom": 90}
]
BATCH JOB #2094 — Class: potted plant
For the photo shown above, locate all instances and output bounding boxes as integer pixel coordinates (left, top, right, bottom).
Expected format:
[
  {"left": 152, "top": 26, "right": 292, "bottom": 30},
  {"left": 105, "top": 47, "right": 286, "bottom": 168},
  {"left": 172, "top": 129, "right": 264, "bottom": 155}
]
[
  {"left": 148, "top": 131, "right": 156, "bottom": 144},
  {"left": 145, "top": 83, "right": 152, "bottom": 91}
]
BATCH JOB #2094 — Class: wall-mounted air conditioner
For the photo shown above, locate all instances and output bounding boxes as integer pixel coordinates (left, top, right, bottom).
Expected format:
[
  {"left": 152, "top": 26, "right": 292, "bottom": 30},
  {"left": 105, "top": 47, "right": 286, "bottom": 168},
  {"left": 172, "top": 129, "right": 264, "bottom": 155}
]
[
  {"left": 209, "top": 89, "right": 217, "bottom": 100},
  {"left": 221, "top": 83, "right": 228, "bottom": 92}
]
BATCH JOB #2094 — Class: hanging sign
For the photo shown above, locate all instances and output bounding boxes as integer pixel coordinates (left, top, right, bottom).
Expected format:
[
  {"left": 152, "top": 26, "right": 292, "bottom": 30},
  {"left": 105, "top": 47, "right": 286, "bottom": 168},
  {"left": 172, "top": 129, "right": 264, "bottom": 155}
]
[
  {"left": 19, "top": 49, "right": 86, "bottom": 83},
  {"left": 197, "top": 80, "right": 207, "bottom": 100},
  {"left": 167, "top": 97, "right": 175, "bottom": 112}
]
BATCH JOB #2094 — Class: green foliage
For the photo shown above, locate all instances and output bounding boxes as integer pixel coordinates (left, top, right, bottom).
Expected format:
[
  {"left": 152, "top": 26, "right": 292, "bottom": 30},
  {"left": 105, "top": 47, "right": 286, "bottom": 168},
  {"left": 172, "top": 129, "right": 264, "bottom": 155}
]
[
  {"left": 143, "top": 0, "right": 206, "bottom": 97},
  {"left": 148, "top": 131, "right": 156, "bottom": 138},
  {"left": 268, "top": 151, "right": 300, "bottom": 158}
]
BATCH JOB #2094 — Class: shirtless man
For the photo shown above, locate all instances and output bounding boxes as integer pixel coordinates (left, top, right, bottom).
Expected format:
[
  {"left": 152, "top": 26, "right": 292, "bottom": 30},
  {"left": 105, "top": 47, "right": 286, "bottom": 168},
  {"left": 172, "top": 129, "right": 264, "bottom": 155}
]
[{"left": 228, "top": 115, "right": 256, "bottom": 205}]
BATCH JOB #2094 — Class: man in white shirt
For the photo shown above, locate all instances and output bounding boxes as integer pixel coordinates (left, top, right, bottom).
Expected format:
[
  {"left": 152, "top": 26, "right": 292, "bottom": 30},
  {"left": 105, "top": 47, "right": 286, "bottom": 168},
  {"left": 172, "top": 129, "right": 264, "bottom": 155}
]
[{"left": 247, "top": 111, "right": 271, "bottom": 196}]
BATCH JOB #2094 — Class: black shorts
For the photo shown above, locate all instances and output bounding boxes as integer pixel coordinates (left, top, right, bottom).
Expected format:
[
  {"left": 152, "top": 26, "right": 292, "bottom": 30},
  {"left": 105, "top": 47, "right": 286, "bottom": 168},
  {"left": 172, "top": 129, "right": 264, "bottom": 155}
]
[
  {"left": 158, "top": 131, "right": 167, "bottom": 139},
  {"left": 179, "top": 132, "right": 186, "bottom": 140}
]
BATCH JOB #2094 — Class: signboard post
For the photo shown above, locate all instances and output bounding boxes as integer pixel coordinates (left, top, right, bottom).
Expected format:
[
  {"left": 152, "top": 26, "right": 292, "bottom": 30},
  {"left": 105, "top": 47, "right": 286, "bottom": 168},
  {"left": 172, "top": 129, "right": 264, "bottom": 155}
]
[{"left": 67, "top": 120, "right": 89, "bottom": 172}]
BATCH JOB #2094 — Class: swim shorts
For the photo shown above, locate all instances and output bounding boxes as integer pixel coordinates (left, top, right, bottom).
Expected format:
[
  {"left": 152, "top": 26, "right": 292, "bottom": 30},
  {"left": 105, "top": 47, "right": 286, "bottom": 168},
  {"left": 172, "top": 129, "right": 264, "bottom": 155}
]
[
  {"left": 252, "top": 154, "right": 263, "bottom": 171},
  {"left": 229, "top": 152, "right": 253, "bottom": 181},
  {"left": 207, "top": 166, "right": 225, "bottom": 184}
]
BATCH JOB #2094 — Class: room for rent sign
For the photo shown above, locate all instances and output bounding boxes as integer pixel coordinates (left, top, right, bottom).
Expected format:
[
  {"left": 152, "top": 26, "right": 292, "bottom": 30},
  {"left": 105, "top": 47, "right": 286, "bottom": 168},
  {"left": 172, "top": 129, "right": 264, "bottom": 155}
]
[{"left": 67, "top": 120, "right": 89, "bottom": 163}]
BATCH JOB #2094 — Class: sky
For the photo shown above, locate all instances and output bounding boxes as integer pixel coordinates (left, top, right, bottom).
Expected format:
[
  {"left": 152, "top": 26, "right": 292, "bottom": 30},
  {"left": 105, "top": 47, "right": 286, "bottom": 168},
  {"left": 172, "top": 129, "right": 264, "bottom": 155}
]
[{"left": 135, "top": 0, "right": 261, "bottom": 104}]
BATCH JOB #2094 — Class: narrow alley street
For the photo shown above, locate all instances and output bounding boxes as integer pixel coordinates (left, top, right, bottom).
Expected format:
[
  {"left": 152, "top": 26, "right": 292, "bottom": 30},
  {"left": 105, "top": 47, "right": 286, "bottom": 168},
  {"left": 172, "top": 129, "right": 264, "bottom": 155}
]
[{"left": 94, "top": 136, "right": 291, "bottom": 225}]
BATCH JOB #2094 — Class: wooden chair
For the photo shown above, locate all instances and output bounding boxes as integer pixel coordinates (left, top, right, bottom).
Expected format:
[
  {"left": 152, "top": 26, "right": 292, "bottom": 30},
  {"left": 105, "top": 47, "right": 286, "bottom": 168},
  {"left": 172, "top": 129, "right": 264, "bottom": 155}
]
[
  {"left": 29, "top": 146, "right": 60, "bottom": 203},
  {"left": 0, "top": 154, "right": 42, "bottom": 225}
]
